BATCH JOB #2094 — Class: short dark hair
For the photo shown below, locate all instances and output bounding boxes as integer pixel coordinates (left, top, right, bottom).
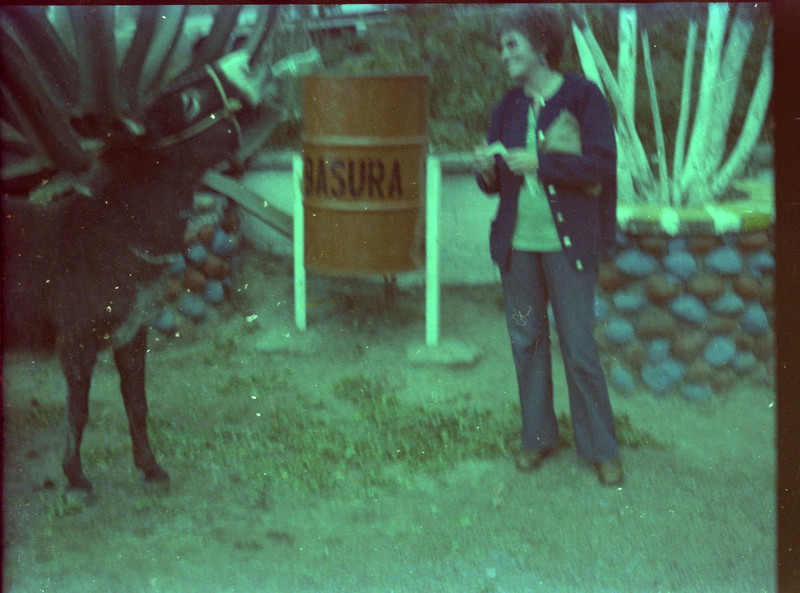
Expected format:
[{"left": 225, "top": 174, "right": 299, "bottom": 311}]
[{"left": 495, "top": 5, "right": 566, "bottom": 70}]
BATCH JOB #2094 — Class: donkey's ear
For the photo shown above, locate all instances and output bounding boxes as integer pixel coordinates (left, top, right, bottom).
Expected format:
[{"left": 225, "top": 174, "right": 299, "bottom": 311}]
[{"left": 70, "top": 114, "right": 146, "bottom": 140}]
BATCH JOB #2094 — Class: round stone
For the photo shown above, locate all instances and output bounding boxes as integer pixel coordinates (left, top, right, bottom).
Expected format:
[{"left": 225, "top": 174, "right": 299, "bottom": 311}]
[
  {"left": 635, "top": 309, "right": 680, "bottom": 339},
  {"left": 735, "top": 332, "right": 755, "bottom": 352},
  {"left": 169, "top": 256, "right": 187, "bottom": 276},
  {"left": 706, "top": 315, "right": 738, "bottom": 335},
  {"left": 669, "top": 295, "right": 708, "bottom": 326},
  {"left": 204, "top": 280, "right": 225, "bottom": 304},
  {"left": 183, "top": 268, "right": 206, "bottom": 293},
  {"left": 673, "top": 330, "right": 707, "bottom": 361},
  {"left": 704, "top": 336, "right": 736, "bottom": 368},
  {"left": 178, "top": 294, "right": 205, "bottom": 321},
  {"left": 688, "top": 274, "right": 726, "bottom": 303},
  {"left": 685, "top": 358, "right": 712, "bottom": 383},
  {"left": 598, "top": 261, "right": 625, "bottom": 292},
  {"left": 605, "top": 317, "right": 635, "bottom": 345},
  {"left": 166, "top": 276, "right": 183, "bottom": 301},
  {"left": 711, "top": 292, "right": 745, "bottom": 317},
  {"left": 687, "top": 236, "right": 717, "bottom": 255},
  {"left": 646, "top": 275, "right": 680, "bottom": 305},
  {"left": 153, "top": 308, "right": 177, "bottom": 333},
  {"left": 195, "top": 223, "right": 218, "bottom": 246},
  {"left": 747, "top": 251, "right": 775, "bottom": 276},
  {"left": 737, "top": 231, "right": 769, "bottom": 252},
  {"left": 609, "top": 362, "right": 635, "bottom": 395},
  {"left": 706, "top": 246, "right": 743, "bottom": 275},
  {"left": 210, "top": 229, "right": 236, "bottom": 257},
  {"left": 615, "top": 249, "right": 658, "bottom": 278},
  {"left": 741, "top": 304, "right": 769, "bottom": 335},
  {"left": 622, "top": 340, "right": 647, "bottom": 369},
  {"left": 613, "top": 290, "right": 647, "bottom": 313},
  {"left": 681, "top": 383, "right": 713, "bottom": 403},
  {"left": 709, "top": 369, "right": 737, "bottom": 393},
  {"left": 638, "top": 236, "right": 668, "bottom": 256},
  {"left": 733, "top": 351, "right": 757, "bottom": 374},
  {"left": 647, "top": 339, "right": 671, "bottom": 364},
  {"left": 594, "top": 296, "right": 611, "bottom": 322},
  {"left": 202, "top": 254, "right": 230, "bottom": 280},
  {"left": 733, "top": 274, "right": 761, "bottom": 301},
  {"left": 664, "top": 251, "right": 697, "bottom": 280},
  {"left": 185, "top": 243, "right": 208, "bottom": 266},
  {"left": 641, "top": 359, "right": 685, "bottom": 394},
  {"left": 668, "top": 238, "right": 688, "bottom": 253}
]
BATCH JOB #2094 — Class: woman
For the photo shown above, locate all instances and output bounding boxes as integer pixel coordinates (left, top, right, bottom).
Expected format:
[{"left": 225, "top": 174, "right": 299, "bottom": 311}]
[{"left": 474, "top": 5, "right": 623, "bottom": 486}]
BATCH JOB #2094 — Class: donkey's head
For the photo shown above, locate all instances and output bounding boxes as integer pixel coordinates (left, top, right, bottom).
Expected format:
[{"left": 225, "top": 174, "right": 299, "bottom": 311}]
[
  {"left": 65, "top": 49, "right": 270, "bottom": 255},
  {"left": 72, "top": 49, "right": 269, "bottom": 177},
  {"left": 138, "top": 49, "right": 268, "bottom": 169}
]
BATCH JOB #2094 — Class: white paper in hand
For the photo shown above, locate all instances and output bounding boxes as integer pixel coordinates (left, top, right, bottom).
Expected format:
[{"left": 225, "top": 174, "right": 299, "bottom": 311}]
[{"left": 486, "top": 141, "right": 508, "bottom": 159}]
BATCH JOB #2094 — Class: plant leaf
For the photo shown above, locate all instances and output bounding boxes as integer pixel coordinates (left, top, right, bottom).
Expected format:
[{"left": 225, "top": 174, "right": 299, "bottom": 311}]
[
  {"left": 245, "top": 6, "right": 280, "bottom": 69},
  {"left": 118, "top": 6, "right": 159, "bottom": 112},
  {"left": 68, "top": 5, "right": 119, "bottom": 116},
  {"left": 0, "top": 30, "right": 88, "bottom": 174},
  {"left": 0, "top": 6, "right": 80, "bottom": 110},
  {"left": 138, "top": 5, "right": 188, "bottom": 110},
  {"left": 189, "top": 5, "right": 241, "bottom": 69}
]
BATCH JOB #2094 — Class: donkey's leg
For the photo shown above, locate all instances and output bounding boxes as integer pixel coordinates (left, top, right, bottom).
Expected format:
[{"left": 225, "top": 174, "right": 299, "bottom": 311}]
[
  {"left": 60, "top": 339, "right": 97, "bottom": 491},
  {"left": 114, "top": 327, "right": 169, "bottom": 482}
]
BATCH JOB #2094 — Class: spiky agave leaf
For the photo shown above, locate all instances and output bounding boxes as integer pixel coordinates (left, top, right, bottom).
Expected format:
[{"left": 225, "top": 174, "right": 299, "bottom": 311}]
[
  {"left": 1, "top": 5, "right": 285, "bottom": 200},
  {"left": 188, "top": 5, "right": 241, "bottom": 71},
  {"left": 0, "top": 17, "right": 89, "bottom": 176},
  {"left": 135, "top": 5, "right": 189, "bottom": 112},
  {"left": 243, "top": 5, "right": 280, "bottom": 69},
  {"left": 0, "top": 6, "right": 79, "bottom": 111},
  {"left": 68, "top": 5, "right": 119, "bottom": 116},
  {"left": 118, "top": 6, "right": 159, "bottom": 113}
]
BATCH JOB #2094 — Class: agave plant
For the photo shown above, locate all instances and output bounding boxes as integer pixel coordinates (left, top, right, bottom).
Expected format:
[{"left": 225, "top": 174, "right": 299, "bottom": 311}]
[
  {"left": 0, "top": 5, "right": 286, "bottom": 203},
  {"left": 568, "top": 3, "right": 772, "bottom": 206}
]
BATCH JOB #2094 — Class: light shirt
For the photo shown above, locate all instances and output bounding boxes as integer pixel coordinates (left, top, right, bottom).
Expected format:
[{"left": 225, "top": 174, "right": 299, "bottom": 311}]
[{"left": 512, "top": 104, "right": 562, "bottom": 252}]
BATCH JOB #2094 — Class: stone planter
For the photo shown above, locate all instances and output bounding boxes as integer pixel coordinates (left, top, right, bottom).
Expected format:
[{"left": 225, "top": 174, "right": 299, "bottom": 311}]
[{"left": 597, "top": 199, "right": 774, "bottom": 401}]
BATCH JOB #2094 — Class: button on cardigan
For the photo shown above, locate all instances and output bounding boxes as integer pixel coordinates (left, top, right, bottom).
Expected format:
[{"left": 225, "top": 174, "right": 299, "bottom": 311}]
[{"left": 477, "top": 74, "right": 618, "bottom": 273}]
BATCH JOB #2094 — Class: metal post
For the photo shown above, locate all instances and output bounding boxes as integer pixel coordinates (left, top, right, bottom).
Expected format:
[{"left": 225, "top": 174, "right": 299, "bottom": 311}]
[
  {"left": 293, "top": 153, "right": 307, "bottom": 331},
  {"left": 425, "top": 155, "right": 441, "bottom": 346}
]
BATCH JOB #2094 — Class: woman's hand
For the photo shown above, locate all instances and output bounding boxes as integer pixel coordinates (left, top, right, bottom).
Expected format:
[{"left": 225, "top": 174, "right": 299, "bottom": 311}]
[
  {"left": 473, "top": 140, "right": 497, "bottom": 185},
  {"left": 473, "top": 141, "right": 495, "bottom": 175},
  {"left": 505, "top": 148, "right": 539, "bottom": 176}
]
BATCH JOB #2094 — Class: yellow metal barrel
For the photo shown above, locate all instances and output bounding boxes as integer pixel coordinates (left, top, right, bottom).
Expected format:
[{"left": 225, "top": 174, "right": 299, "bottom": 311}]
[{"left": 302, "top": 74, "right": 428, "bottom": 275}]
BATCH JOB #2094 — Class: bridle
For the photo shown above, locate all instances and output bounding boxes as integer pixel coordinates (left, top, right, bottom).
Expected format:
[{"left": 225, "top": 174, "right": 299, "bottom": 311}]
[
  {"left": 151, "top": 64, "right": 244, "bottom": 149},
  {"left": 129, "top": 65, "right": 248, "bottom": 266}
]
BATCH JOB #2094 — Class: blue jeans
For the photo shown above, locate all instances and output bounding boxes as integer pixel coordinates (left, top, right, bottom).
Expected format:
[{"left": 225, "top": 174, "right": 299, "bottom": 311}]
[{"left": 500, "top": 250, "right": 619, "bottom": 463}]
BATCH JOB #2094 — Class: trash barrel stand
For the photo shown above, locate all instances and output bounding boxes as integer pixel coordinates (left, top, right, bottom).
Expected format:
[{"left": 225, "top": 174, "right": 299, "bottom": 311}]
[{"left": 293, "top": 74, "right": 467, "bottom": 357}]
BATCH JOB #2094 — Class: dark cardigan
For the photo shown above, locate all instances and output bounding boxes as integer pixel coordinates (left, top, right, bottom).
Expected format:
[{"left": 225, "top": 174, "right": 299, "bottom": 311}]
[{"left": 477, "top": 73, "right": 618, "bottom": 273}]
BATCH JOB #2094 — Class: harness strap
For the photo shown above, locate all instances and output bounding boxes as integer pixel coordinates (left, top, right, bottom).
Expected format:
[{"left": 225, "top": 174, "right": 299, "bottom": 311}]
[
  {"left": 130, "top": 247, "right": 183, "bottom": 266},
  {"left": 152, "top": 64, "right": 243, "bottom": 149}
]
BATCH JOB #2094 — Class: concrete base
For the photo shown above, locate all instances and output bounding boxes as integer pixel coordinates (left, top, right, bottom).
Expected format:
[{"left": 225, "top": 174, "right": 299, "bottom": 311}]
[{"left": 405, "top": 338, "right": 481, "bottom": 367}]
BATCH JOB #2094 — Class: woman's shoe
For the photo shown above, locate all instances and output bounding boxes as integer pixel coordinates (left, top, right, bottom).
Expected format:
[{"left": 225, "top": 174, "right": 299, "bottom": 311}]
[
  {"left": 595, "top": 459, "right": 624, "bottom": 486},
  {"left": 514, "top": 448, "right": 553, "bottom": 472}
]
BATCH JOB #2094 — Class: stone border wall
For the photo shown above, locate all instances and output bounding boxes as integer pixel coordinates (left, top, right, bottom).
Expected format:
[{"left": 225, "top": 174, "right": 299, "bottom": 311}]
[{"left": 596, "top": 204, "right": 774, "bottom": 401}]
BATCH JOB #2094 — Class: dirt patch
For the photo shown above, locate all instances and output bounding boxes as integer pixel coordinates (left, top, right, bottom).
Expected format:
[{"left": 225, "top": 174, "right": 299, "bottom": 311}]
[{"left": 2, "top": 249, "right": 775, "bottom": 593}]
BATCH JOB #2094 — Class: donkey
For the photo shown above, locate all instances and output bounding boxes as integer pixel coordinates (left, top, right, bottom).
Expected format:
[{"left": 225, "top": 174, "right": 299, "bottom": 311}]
[{"left": 1, "top": 50, "right": 268, "bottom": 491}]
